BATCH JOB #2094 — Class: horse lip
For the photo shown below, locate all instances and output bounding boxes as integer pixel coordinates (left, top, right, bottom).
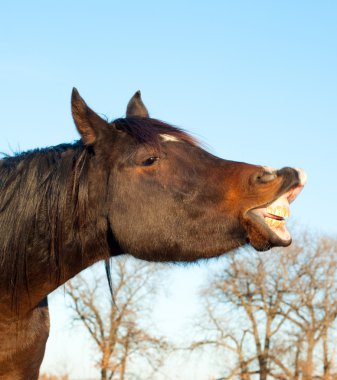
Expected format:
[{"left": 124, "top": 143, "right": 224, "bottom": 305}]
[
  {"left": 244, "top": 181, "right": 303, "bottom": 239},
  {"left": 243, "top": 169, "right": 306, "bottom": 249},
  {"left": 247, "top": 172, "right": 306, "bottom": 213}
]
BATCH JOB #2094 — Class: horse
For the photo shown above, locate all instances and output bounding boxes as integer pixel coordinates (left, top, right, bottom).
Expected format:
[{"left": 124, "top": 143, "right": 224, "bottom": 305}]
[{"left": 0, "top": 88, "right": 306, "bottom": 379}]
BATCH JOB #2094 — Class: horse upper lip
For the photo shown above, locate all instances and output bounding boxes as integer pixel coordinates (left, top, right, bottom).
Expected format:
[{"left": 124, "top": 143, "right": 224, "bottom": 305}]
[
  {"left": 295, "top": 168, "right": 307, "bottom": 187},
  {"left": 249, "top": 168, "right": 307, "bottom": 213}
]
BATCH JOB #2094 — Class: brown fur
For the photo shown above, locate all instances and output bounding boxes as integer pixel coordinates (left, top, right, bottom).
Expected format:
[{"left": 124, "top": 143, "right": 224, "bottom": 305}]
[{"left": 0, "top": 89, "right": 303, "bottom": 379}]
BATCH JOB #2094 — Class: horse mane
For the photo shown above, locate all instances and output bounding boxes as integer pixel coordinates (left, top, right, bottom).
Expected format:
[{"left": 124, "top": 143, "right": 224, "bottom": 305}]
[{"left": 0, "top": 141, "right": 91, "bottom": 305}]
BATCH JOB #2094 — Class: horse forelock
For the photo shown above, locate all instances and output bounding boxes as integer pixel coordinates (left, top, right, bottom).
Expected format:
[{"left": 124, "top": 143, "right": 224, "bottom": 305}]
[{"left": 113, "top": 117, "right": 199, "bottom": 148}]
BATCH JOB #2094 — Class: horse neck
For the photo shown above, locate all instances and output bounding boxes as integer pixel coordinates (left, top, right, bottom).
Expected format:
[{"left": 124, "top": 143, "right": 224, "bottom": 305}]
[{"left": 0, "top": 144, "right": 110, "bottom": 313}]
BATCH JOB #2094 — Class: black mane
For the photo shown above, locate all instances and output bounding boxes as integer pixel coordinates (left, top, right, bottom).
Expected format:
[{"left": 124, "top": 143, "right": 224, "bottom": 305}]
[{"left": 0, "top": 141, "right": 91, "bottom": 304}]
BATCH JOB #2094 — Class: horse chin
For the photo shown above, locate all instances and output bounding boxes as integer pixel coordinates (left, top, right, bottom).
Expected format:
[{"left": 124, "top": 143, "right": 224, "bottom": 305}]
[{"left": 244, "top": 210, "right": 292, "bottom": 251}]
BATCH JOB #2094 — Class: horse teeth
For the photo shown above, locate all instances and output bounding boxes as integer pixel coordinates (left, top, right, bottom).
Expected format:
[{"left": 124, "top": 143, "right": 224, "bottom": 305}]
[
  {"left": 264, "top": 217, "right": 286, "bottom": 228},
  {"left": 266, "top": 206, "right": 290, "bottom": 218}
]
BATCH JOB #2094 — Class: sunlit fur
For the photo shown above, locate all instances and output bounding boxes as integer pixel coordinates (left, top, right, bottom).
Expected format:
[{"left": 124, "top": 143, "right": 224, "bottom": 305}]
[{"left": 0, "top": 90, "right": 303, "bottom": 379}]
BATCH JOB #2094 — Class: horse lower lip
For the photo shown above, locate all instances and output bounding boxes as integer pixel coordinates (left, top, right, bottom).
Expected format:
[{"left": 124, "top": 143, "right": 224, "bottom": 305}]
[{"left": 246, "top": 210, "right": 292, "bottom": 249}]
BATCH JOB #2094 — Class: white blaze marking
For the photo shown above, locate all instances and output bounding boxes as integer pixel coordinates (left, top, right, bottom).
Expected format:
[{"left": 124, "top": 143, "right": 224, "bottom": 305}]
[{"left": 160, "top": 134, "right": 180, "bottom": 142}]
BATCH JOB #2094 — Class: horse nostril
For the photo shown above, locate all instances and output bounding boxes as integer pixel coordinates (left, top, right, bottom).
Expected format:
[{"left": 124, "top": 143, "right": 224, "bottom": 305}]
[{"left": 253, "top": 171, "right": 277, "bottom": 184}]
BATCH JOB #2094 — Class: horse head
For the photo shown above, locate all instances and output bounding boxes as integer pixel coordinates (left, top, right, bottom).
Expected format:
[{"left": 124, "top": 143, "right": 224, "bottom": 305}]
[{"left": 71, "top": 88, "right": 306, "bottom": 261}]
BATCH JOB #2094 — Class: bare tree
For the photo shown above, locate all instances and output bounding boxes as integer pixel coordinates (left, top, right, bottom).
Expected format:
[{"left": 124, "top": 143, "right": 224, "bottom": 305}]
[
  {"left": 198, "top": 250, "right": 297, "bottom": 379},
  {"left": 276, "top": 236, "right": 337, "bottom": 380},
  {"left": 191, "top": 234, "right": 337, "bottom": 380},
  {"left": 65, "top": 257, "right": 169, "bottom": 380}
]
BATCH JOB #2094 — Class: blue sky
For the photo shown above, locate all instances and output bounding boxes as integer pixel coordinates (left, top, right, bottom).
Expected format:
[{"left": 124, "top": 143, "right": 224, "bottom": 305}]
[{"left": 1, "top": 1, "right": 337, "bottom": 378}]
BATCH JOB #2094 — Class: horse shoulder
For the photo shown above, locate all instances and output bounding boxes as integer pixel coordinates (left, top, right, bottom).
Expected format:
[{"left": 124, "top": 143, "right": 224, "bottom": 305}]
[{"left": 0, "top": 300, "right": 50, "bottom": 380}]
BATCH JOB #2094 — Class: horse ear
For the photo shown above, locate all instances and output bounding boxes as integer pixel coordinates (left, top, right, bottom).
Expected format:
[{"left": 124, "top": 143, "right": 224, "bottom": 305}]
[
  {"left": 126, "top": 90, "right": 149, "bottom": 118},
  {"left": 71, "top": 88, "right": 106, "bottom": 145}
]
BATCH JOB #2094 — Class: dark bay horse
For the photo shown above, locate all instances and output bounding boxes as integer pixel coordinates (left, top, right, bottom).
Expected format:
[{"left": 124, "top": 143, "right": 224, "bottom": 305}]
[{"left": 0, "top": 89, "right": 306, "bottom": 379}]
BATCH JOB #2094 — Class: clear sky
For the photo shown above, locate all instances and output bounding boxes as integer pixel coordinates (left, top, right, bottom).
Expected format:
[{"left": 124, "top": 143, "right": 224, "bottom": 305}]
[{"left": 1, "top": 1, "right": 337, "bottom": 378}]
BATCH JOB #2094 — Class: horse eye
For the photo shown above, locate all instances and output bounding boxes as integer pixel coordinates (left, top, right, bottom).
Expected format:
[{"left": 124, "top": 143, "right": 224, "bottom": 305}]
[
  {"left": 114, "top": 124, "right": 124, "bottom": 131},
  {"left": 142, "top": 157, "right": 159, "bottom": 166}
]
